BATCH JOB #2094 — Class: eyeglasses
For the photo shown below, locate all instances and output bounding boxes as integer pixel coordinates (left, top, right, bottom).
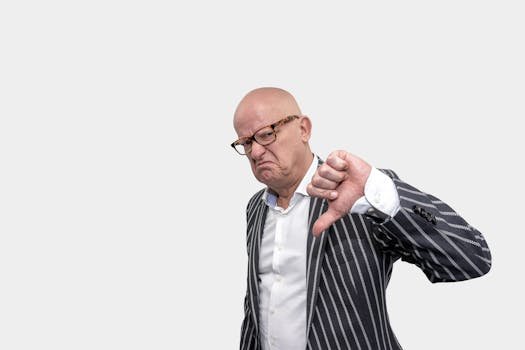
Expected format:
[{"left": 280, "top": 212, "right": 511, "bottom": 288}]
[{"left": 231, "top": 115, "right": 300, "bottom": 155}]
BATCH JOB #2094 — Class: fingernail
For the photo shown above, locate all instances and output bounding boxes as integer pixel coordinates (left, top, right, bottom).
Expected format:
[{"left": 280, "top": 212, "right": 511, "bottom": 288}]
[{"left": 330, "top": 191, "right": 337, "bottom": 199}]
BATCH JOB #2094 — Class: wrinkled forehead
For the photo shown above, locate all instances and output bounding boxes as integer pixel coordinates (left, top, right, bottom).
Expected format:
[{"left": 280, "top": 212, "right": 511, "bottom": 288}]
[{"left": 234, "top": 109, "right": 284, "bottom": 137}]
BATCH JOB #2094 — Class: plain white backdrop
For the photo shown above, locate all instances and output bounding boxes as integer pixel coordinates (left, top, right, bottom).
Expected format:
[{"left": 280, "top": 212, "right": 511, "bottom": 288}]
[{"left": 1, "top": 1, "right": 523, "bottom": 349}]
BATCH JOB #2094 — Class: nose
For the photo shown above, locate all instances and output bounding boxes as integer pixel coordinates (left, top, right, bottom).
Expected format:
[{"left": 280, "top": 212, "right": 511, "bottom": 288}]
[{"left": 250, "top": 141, "right": 266, "bottom": 160}]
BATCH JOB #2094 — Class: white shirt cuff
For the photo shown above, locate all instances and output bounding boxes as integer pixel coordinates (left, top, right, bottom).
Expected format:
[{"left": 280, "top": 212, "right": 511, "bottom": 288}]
[{"left": 350, "top": 167, "right": 400, "bottom": 217}]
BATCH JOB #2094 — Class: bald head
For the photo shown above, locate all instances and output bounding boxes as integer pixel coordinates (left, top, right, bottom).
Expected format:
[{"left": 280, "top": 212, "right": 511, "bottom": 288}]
[
  {"left": 232, "top": 87, "right": 313, "bottom": 196},
  {"left": 233, "top": 87, "right": 302, "bottom": 134}
]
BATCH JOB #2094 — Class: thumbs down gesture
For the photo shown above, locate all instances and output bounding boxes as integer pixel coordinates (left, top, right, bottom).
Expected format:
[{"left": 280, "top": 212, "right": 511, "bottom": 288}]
[{"left": 307, "top": 150, "right": 372, "bottom": 236}]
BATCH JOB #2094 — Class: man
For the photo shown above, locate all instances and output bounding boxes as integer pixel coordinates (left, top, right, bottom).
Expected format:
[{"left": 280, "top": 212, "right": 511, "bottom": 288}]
[{"left": 231, "top": 87, "right": 491, "bottom": 350}]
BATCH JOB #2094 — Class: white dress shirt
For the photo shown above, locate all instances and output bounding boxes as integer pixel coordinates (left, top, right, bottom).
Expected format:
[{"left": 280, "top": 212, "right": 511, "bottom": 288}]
[{"left": 258, "top": 156, "right": 399, "bottom": 350}]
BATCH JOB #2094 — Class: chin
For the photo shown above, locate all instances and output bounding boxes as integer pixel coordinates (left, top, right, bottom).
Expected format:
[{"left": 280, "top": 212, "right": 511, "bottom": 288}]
[{"left": 255, "top": 169, "right": 277, "bottom": 185}]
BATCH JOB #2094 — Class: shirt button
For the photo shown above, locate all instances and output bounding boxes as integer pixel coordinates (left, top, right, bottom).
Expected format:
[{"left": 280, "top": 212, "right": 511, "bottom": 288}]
[
  {"left": 277, "top": 245, "right": 283, "bottom": 251},
  {"left": 276, "top": 275, "right": 282, "bottom": 282},
  {"left": 270, "top": 309, "right": 275, "bottom": 314}
]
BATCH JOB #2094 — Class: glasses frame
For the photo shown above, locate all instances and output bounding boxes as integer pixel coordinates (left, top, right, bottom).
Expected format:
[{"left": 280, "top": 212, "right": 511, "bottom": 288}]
[{"left": 231, "top": 115, "right": 300, "bottom": 155}]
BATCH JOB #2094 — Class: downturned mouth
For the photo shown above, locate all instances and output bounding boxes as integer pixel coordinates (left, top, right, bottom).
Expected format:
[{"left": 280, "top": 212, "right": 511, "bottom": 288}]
[{"left": 256, "top": 161, "right": 273, "bottom": 167}]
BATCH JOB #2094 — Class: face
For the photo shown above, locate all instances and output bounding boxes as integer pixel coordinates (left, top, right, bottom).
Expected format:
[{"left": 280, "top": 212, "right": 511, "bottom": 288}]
[{"left": 233, "top": 93, "right": 311, "bottom": 190}]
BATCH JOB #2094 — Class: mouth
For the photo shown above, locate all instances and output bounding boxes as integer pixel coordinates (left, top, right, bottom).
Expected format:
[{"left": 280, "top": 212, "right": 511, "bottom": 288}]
[{"left": 256, "top": 161, "right": 273, "bottom": 168}]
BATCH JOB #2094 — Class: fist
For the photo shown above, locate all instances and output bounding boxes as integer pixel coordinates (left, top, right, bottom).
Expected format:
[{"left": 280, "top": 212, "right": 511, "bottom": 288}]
[{"left": 307, "top": 150, "right": 372, "bottom": 236}]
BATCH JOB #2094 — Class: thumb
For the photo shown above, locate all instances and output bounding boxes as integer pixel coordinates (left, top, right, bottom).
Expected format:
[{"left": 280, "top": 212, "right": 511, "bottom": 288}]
[{"left": 312, "top": 209, "right": 342, "bottom": 236}]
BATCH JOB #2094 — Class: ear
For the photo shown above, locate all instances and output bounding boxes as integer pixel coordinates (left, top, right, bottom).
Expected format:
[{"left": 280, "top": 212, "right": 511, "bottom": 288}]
[{"left": 299, "top": 115, "right": 312, "bottom": 142}]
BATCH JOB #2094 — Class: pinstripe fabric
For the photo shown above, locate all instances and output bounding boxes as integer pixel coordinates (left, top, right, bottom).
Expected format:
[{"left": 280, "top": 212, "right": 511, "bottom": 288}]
[{"left": 240, "top": 169, "right": 491, "bottom": 350}]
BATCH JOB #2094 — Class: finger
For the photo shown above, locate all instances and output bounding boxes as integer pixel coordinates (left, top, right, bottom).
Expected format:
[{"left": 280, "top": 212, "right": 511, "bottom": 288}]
[
  {"left": 307, "top": 183, "right": 338, "bottom": 200},
  {"left": 326, "top": 151, "right": 350, "bottom": 172},
  {"left": 316, "top": 164, "right": 347, "bottom": 183},
  {"left": 311, "top": 173, "right": 339, "bottom": 190},
  {"left": 312, "top": 209, "right": 342, "bottom": 236}
]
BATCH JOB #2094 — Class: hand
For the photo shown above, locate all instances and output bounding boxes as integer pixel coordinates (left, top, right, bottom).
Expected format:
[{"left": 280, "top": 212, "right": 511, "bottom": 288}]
[{"left": 307, "top": 150, "right": 372, "bottom": 236}]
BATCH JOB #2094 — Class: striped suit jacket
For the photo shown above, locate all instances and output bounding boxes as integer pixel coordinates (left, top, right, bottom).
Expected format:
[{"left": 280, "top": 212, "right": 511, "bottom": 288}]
[{"left": 240, "top": 168, "right": 491, "bottom": 350}]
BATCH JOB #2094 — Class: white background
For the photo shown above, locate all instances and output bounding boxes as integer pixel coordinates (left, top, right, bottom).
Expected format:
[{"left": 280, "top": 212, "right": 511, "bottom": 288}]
[{"left": 1, "top": 1, "right": 523, "bottom": 349}]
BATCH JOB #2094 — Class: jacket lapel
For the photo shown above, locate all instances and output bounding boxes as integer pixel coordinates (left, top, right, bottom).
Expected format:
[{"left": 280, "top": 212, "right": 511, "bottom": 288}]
[
  {"left": 246, "top": 198, "right": 268, "bottom": 337},
  {"left": 305, "top": 194, "right": 329, "bottom": 339}
]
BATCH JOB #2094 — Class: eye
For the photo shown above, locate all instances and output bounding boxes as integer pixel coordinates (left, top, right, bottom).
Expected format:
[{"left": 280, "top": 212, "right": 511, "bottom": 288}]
[{"left": 257, "top": 130, "right": 274, "bottom": 141}]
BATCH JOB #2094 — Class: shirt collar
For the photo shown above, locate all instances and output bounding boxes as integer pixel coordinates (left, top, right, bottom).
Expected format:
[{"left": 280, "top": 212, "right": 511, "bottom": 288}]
[{"left": 261, "top": 155, "right": 318, "bottom": 208}]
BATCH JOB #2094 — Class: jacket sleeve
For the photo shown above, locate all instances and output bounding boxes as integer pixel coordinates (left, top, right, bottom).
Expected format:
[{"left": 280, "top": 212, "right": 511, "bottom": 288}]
[
  {"left": 368, "top": 169, "right": 492, "bottom": 283},
  {"left": 239, "top": 293, "right": 257, "bottom": 350},
  {"left": 239, "top": 190, "right": 265, "bottom": 350}
]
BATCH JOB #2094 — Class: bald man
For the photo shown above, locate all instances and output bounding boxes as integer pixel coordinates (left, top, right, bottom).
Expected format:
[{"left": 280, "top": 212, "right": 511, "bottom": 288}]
[{"left": 231, "top": 87, "right": 491, "bottom": 350}]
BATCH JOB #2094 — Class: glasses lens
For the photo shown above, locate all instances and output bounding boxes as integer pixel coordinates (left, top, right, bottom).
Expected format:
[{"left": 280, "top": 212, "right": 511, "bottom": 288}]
[
  {"left": 234, "top": 142, "right": 248, "bottom": 155},
  {"left": 254, "top": 127, "right": 275, "bottom": 145}
]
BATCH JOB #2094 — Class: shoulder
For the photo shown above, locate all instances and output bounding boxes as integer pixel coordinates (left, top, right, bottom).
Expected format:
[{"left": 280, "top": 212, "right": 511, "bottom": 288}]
[{"left": 246, "top": 188, "right": 266, "bottom": 214}]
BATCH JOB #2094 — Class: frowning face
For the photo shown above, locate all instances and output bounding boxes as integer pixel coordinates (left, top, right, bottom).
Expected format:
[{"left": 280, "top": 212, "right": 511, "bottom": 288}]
[
  {"left": 235, "top": 114, "right": 303, "bottom": 186},
  {"left": 233, "top": 92, "right": 312, "bottom": 191}
]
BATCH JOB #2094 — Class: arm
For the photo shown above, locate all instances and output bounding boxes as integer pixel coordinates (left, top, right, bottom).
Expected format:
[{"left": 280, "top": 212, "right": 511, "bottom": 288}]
[
  {"left": 368, "top": 169, "right": 491, "bottom": 282},
  {"left": 239, "top": 190, "right": 265, "bottom": 350},
  {"left": 307, "top": 150, "right": 491, "bottom": 283}
]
